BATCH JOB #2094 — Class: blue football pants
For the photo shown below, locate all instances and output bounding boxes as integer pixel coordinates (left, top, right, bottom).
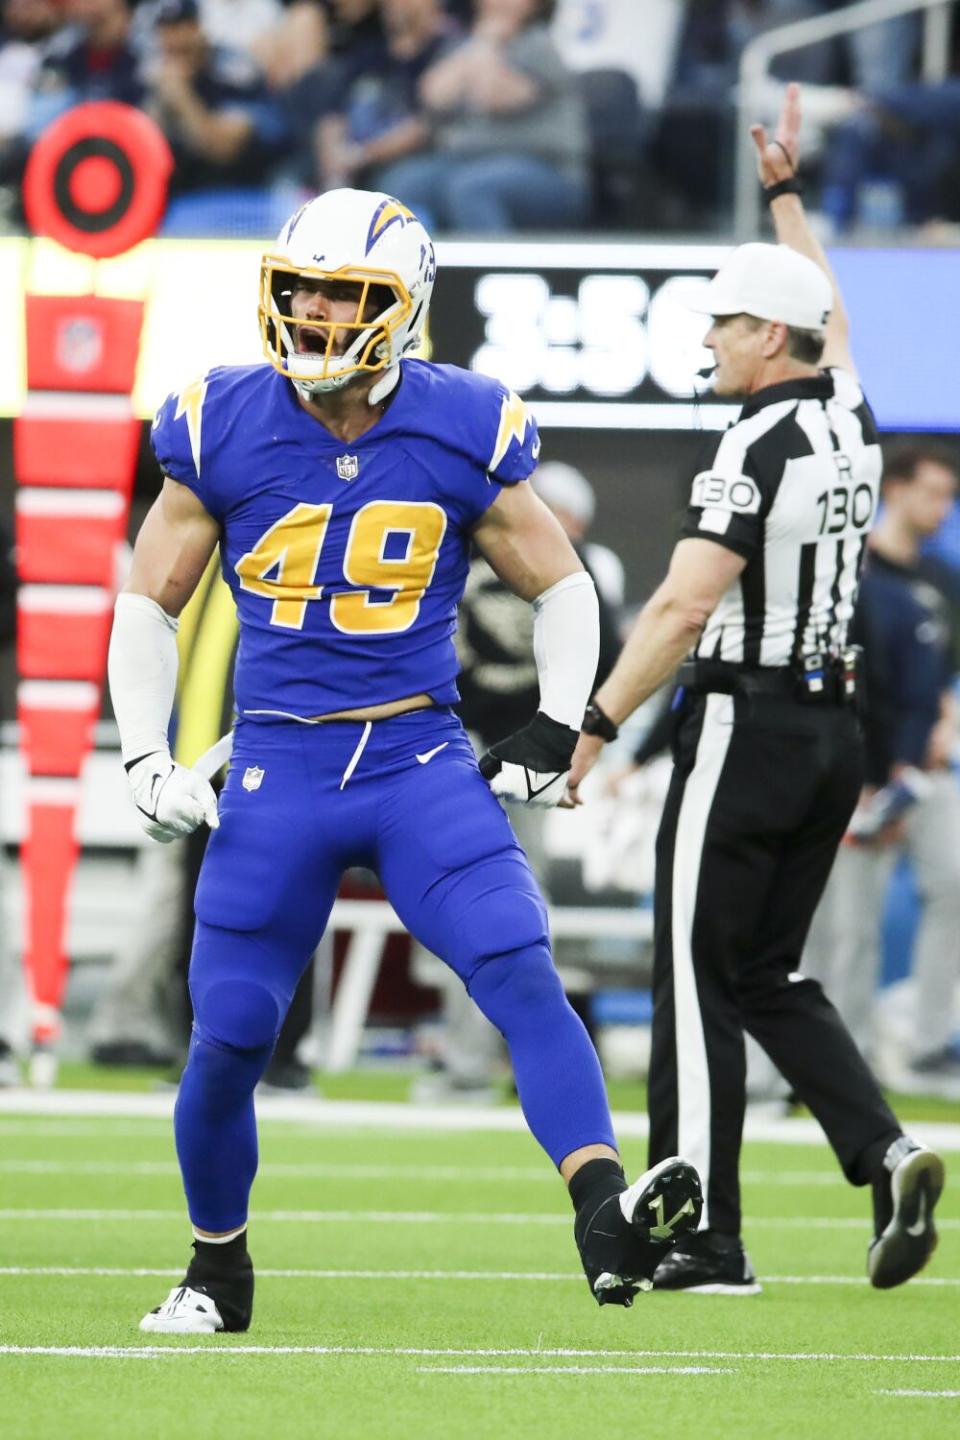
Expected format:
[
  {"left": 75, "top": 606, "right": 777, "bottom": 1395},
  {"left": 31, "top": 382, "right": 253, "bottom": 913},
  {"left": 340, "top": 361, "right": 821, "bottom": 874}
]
[{"left": 175, "top": 710, "right": 616, "bottom": 1231}]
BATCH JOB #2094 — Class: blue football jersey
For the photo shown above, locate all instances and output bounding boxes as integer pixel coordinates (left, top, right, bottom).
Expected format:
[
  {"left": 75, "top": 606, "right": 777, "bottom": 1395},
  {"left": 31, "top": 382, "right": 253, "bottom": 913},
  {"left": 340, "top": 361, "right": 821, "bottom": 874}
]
[{"left": 150, "top": 360, "right": 541, "bottom": 718}]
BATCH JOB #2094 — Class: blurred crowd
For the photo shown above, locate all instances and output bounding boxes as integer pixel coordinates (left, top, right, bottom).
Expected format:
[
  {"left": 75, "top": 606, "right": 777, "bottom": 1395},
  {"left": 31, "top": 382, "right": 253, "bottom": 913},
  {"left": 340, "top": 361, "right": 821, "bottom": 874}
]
[{"left": 0, "top": 0, "right": 958, "bottom": 236}]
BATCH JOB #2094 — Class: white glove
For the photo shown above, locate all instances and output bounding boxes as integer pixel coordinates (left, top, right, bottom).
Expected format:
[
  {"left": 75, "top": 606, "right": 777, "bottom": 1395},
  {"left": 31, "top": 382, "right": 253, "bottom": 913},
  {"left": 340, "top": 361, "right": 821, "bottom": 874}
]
[{"left": 127, "top": 751, "right": 220, "bottom": 844}]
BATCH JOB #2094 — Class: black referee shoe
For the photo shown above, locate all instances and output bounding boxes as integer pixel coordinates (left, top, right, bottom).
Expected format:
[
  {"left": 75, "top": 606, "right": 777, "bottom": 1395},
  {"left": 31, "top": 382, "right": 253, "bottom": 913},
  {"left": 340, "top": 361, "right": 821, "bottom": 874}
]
[
  {"left": 868, "top": 1138, "right": 945, "bottom": 1289},
  {"left": 651, "top": 1230, "right": 762, "bottom": 1295}
]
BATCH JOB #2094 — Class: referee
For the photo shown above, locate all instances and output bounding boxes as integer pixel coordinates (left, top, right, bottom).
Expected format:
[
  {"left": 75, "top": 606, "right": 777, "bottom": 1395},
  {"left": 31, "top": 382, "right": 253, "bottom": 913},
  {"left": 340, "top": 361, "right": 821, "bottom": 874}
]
[{"left": 567, "top": 84, "right": 945, "bottom": 1294}]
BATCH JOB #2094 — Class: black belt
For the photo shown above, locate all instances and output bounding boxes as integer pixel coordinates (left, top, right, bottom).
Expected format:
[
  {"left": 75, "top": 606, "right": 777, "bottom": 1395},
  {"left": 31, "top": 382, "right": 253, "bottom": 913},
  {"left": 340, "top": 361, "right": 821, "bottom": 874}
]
[{"left": 677, "top": 656, "right": 860, "bottom": 706}]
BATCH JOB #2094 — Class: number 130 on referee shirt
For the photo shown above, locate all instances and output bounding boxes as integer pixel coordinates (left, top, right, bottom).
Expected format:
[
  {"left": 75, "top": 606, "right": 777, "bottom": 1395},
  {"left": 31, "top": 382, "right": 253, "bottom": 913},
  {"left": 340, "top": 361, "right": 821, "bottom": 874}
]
[{"left": 234, "top": 499, "right": 448, "bottom": 633}]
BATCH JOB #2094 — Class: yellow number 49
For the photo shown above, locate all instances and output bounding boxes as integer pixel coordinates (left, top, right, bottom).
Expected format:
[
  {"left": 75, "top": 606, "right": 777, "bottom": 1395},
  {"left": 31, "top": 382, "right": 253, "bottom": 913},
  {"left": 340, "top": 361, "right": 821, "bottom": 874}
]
[{"left": 235, "top": 499, "right": 447, "bottom": 634}]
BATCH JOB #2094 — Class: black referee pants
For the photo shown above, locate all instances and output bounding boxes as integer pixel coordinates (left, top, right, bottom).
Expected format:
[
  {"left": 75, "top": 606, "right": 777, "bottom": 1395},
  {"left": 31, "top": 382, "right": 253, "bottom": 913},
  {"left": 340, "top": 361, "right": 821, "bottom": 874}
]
[{"left": 648, "top": 690, "right": 901, "bottom": 1237}]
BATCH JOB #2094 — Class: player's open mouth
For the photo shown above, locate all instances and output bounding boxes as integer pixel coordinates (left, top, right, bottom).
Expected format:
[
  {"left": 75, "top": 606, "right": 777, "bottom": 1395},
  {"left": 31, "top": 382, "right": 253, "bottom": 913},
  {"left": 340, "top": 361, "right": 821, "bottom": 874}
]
[{"left": 296, "top": 327, "right": 332, "bottom": 356}]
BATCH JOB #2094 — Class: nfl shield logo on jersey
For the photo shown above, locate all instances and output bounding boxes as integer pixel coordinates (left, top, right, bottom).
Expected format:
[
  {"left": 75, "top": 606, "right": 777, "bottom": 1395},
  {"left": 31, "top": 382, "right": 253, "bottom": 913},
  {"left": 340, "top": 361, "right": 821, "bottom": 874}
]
[
  {"left": 336, "top": 454, "right": 359, "bottom": 481},
  {"left": 242, "top": 766, "right": 265, "bottom": 792}
]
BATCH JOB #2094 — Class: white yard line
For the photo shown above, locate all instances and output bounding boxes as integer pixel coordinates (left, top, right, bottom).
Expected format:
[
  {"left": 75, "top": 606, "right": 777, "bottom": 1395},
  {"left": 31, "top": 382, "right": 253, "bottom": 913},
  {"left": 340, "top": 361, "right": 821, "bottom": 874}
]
[
  {"left": 1, "top": 1345, "right": 958, "bottom": 1363},
  {"left": 0, "top": 1122, "right": 171, "bottom": 1137},
  {"left": 0, "top": 1091, "right": 958, "bottom": 1151},
  {"left": 877, "top": 1390, "right": 960, "bottom": 1398},
  {"left": 416, "top": 1366, "right": 736, "bottom": 1376},
  {"left": 0, "top": 1266, "right": 956, "bottom": 1286},
  {"left": 0, "top": 1208, "right": 957, "bottom": 1230},
  {"left": 0, "top": 1159, "right": 848, "bottom": 1185}
]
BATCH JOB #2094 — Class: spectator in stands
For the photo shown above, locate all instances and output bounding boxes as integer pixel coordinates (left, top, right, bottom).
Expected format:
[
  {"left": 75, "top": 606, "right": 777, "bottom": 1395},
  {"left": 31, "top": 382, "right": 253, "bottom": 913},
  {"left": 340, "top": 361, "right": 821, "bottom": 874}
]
[
  {"left": 660, "top": 0, "right": 921, "bottom": 226},
  {"left": 24, "top": 0, "right": 144, "bottom": 143},
  {"left": 376, "top": 0, "right": 591, "bottom": 233},
  {"left": 194, "top": 0, "right": 291, "bottom": 58},
  {"left": 314, "top": 0, "right": 459, "bottom": 192},
  {"left": 819, "top": 81, "right": 960, "bottom": 232},
  {"left": 144, "top": 0, "right": 289, "bottom": 197},
  {"left": 249, "top": 1, "right": 329, "bottom": 92},
  {"left": 674, "top": 1, "right": 919, "bottom": 97},
  {"left": 0, "top": 0, "right": 60, "bottom": 189},
  {"left": 278, "top": 0, "right": 385, "bottom": 183},
  {"left": 804, "top": 446, "right": 960, "bottom": 1092},
  {"left": 323, "top": 0, "right": 385, "bottom": 74}
]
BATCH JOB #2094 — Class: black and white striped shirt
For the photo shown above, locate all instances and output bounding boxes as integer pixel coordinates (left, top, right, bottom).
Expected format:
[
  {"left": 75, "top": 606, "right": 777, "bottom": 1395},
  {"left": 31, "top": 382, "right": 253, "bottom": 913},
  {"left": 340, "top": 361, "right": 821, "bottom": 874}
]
[{"left": 681, "top": 369, "right": 882, "bottom": 667}]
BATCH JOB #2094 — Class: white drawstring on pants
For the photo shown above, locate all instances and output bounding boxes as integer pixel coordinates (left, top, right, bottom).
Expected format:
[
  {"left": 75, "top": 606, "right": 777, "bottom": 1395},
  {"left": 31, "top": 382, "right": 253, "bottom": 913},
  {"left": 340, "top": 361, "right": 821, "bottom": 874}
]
[{"left": 340, "top": 721, "right": 373, "bottom": 790}]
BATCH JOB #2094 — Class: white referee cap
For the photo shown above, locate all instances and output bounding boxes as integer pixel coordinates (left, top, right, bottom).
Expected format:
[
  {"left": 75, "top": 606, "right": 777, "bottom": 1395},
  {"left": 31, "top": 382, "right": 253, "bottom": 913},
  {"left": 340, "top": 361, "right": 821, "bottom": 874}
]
[{"left": 686, "top": 243, "right": 833, "bottom": 330}]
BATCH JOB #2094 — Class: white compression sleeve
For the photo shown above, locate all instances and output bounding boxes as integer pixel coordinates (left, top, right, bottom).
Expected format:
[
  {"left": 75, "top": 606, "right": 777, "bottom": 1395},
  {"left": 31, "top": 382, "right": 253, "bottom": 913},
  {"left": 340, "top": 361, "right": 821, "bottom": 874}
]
[
  {"left": 108, "top": 592, "right": 180, "bottom": 766},
  {"left": 532, "top": 570, "right": 600, "bottom": 731}
]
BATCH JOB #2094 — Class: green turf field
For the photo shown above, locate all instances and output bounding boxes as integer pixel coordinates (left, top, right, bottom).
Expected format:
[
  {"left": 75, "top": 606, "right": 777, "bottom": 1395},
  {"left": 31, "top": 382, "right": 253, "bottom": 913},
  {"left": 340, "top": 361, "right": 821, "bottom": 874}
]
[{"left": 0, "top": 1104, "right": 957, "bottom": 1440}]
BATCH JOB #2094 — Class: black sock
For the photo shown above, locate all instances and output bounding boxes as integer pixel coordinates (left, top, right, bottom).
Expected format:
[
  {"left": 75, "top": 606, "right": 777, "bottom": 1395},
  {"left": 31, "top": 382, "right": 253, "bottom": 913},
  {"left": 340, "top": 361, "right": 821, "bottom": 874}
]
[
  {"left": 853, "top": 1129, "right": 906, "bottom": 1188},
  {"left": 189, "top": 1231, "right": 249, "bottom": 1273},
  {"left": 184, "top": 1232, "right": 254, "bottom": 1331},
  {"left": 567, "top": 1157, "right": 626, "bottom": 1214}
]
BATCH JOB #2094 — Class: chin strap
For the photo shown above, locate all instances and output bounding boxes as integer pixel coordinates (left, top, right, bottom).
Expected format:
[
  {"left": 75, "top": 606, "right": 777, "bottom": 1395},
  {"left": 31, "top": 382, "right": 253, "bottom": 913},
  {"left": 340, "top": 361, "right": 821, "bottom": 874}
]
[
  {"left": 368, "top": 365, "right": 400, "bottom": 406},
  {"left": 293, "top": 362, "right": 401, "bottom": 406},
  {"left": 292, "top": 371, "right": 352, "bottom": 401}
]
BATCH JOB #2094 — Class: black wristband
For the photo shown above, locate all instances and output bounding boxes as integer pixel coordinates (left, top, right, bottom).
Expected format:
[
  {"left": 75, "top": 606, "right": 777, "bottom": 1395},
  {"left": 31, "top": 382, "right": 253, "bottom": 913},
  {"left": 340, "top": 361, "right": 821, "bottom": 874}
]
[
  {"left": 764, "top": 176, "right": 803, "bottom": 204},
  {"left": 582, "top": 701, "right": 619, "bottom": 742}
]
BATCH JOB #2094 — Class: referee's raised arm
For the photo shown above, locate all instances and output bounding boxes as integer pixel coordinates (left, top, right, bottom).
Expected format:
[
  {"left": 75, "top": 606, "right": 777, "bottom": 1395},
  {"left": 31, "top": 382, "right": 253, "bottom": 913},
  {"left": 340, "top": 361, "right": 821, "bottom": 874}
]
[{"left": 750, "top": 82, "right": 857, "bottom": 379}]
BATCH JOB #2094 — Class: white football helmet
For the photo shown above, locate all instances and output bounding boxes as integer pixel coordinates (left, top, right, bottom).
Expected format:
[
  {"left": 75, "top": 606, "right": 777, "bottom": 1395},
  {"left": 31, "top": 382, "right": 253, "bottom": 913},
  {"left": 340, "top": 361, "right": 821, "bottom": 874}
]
[{"left": 259, "top": 188, "right": 436, "bottom": 401}]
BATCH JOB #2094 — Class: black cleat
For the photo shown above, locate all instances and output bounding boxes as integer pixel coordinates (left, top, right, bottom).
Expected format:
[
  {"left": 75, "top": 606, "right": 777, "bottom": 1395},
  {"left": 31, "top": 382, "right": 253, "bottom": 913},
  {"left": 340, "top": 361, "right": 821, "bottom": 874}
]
[
  {"left": 651, "top": 1229, "right": 761, "bottom": 1295},
  {"left": 575, "top": 1156, "right": 703, "bottom": 1307},
  {"left": 868, "top": 1138, "right": 945, "bottom": 1289},
  {"left": 141, "top": 1243, "right": 254, "bottom": 1333}
]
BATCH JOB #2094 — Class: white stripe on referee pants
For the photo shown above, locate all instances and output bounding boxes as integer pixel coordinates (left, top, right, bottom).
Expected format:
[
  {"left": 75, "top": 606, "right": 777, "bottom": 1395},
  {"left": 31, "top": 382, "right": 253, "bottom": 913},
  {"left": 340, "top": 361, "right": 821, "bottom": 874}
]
[{"left": 671, "top": 692, "right": 735, "bottom": 1230}]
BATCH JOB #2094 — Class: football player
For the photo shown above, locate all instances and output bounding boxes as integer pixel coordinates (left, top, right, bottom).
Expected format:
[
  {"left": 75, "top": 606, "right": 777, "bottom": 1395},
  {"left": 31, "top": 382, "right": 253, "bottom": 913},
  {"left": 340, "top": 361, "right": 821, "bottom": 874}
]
[{"left": 108, "top": 189, "right": 702, "bottom": 1333}]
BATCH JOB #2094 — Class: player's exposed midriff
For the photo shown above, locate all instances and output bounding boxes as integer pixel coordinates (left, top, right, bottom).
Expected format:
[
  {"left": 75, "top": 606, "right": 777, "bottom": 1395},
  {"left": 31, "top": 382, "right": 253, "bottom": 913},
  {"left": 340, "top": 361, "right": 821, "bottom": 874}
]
[{"left": 306, "top": 692, "right": 435, "bottom": 723}]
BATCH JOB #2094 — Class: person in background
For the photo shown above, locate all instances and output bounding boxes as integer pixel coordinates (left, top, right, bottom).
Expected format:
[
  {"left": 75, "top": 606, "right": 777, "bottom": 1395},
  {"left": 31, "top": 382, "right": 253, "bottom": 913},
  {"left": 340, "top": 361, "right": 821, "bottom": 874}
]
[
  {"left": 819, "top": 79, "right": 960, "bottom": 234},
  {"left": 201, "top": 0, "right": 329, "bottom": 95},
  {"left": 660, "top": 0, "right": 920, "bottom": 229},
  {"left": 456, "top": 460, "right": 622, "bottom": 822},
  {"left": 314, "top": 0, "right": 457, "bottom": 193},
  {"left": 273, "top": 0, "right": 384, "bottom": 183},
  {"left": 144, "top": 0, "right": 288, "bottom": 198},
  {"left": 321, "top": 0, "right": 385, "bottom": 73},
  {"left": 805, "top": 446, "right": 960, "bottom": 1091},
  {"left": 376, "top": 0, "right": 590, "bottom": 233},
  {"left": 533, "top": 461, "right": 625, "bottom": 611},
  {"left": 190, "top": 0, "right": 290, "bottom": 63},
  {"left": 0, "top": 0, "right": 61, "bottom": 190},
  {"left": 23, "top": 0, "right": 143, "bottom": 142}
]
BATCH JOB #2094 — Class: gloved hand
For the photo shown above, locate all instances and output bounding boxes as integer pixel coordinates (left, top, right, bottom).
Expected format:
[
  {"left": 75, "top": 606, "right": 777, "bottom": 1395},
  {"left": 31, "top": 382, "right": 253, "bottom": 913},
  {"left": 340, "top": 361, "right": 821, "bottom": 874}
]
[
  {"left": 478, "top": 711, "right": 579, "bottom": 807},
  {"left": 126, "top": 751, "right": 220, "bottom": 843},
  {"left": 847, "top": 766, "right": 931, "bottom": 843}
]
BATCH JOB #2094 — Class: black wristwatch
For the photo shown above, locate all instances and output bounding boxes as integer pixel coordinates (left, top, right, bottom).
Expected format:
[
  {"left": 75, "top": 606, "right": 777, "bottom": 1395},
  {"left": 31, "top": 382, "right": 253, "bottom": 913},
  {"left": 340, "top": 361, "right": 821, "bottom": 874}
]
[{"left": 582, "top": 701, "right": 619, "bottom": 742}]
